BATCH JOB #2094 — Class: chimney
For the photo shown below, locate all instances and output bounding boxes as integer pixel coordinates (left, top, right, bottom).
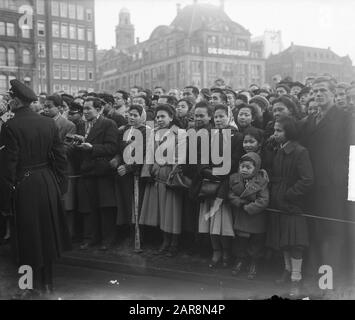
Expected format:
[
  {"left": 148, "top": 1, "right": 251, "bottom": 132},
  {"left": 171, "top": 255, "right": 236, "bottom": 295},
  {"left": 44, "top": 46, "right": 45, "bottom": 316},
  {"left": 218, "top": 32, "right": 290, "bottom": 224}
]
[
  {"left": 176, "top": 3, "right": 181, "bottom": 14},
  {"left": 220, "top": 0, "right": 225, "bottom": 11},
  {"left": 136, "top": 37, "right": 140, "bottom": 44}
]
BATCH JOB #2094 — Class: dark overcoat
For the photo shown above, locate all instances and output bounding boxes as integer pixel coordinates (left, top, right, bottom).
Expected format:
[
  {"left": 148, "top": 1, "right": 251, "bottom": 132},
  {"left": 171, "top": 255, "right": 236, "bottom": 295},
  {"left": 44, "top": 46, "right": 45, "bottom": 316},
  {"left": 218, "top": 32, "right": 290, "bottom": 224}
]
[
  {"left": 266, "top": 141, "right": 314, "bottom": 250},
  {"left": 115, "top": 124, "right": 147, "bottom": 225},
  {"left": 301, "top": 106, "right": 351, "bottom": 276},
  {"left": 0, "top": 107, "right": 71, "bottom": 269},
  {"left": 188, "top": 125, "right": 244, "bottom": 198},
  {"left": 77, "top": 116, "right": 119, "bottom": 213},
  {"left": 301, "top": 106, "right": 350, "bottom": 227}
]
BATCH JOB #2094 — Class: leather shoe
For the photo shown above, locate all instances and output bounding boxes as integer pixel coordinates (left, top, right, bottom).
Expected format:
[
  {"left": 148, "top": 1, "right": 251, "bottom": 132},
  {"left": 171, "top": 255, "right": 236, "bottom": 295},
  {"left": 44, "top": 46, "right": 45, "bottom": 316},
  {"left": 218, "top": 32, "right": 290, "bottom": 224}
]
[
  {"left": 231, "top": 260, "right": 244, "bottom": 276},
  {"left": 247, "top": 261, "right": 258, "bottom": 280}
]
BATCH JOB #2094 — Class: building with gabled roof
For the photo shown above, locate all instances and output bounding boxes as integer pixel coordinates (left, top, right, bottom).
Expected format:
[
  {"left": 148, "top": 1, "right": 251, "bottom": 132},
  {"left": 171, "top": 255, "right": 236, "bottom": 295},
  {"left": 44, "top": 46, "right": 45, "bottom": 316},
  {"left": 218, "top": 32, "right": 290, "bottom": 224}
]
[
  {"left": 97, "top": 0, "right": 265, "bottom": 92},
  {"left": 266, "top": 43, "right": 353, "bottom": 83}
]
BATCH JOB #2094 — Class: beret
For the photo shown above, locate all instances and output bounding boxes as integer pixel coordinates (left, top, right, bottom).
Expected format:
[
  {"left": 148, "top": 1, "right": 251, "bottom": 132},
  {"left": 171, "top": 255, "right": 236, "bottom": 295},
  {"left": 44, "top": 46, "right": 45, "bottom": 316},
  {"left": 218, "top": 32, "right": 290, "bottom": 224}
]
[{"left": 9, "top": 79, "right": 37, "bottom": 103}]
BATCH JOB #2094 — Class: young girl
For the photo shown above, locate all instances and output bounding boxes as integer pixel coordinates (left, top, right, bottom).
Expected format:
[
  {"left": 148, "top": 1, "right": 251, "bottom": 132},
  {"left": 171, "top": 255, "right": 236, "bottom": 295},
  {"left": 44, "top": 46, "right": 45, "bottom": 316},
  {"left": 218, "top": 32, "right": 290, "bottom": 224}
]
[
  {"left": 176, "top": 98, "right": 194, "bottom": 129},
  {"left": 198, "top": 104, "right": 244, "bottom": 268},
  {"left": 236, "top": 104, "right": 256, "bottom": 134},
  {"left": 242, "top": 127, "right": 264, "bottom": 155},
  {"left": 266, "top": 115, "right": 314, "bottom": 296},
  {"left": 228, "top": 152, "right": 269, "bottom": 280}
]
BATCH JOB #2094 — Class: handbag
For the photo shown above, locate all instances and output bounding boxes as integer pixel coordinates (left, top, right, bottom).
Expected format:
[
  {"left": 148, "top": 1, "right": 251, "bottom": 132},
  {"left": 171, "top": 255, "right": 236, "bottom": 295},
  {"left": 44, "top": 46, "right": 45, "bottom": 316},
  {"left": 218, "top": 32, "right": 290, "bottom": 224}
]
[
  {"left": 166, "top": 165, "right": 192, "bottom": 190},
  {"left": 198, "top": 178, "right": 220, "bottom": 198}
]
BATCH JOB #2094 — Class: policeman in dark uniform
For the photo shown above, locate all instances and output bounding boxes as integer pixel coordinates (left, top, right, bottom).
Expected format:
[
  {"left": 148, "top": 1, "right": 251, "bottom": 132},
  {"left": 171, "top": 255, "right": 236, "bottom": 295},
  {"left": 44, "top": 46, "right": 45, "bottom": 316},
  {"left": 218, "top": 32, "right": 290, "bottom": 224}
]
[{"left": 0, "top": 80, "right": 71, "bottom": 298}]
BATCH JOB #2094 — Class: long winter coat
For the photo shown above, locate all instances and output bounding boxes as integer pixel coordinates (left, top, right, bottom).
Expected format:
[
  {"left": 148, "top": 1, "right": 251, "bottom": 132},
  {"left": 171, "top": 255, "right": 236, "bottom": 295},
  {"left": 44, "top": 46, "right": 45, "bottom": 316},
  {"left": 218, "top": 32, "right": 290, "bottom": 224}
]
[
  {"left": 77, "top": 116, "right": 119, "bottom": 213},
  {"left": 115, "top": 124, "right": 147, "bottom": 225},
  {"left": 139, "top": 124, "right": 186, "bottom": 234},
  {"left": 0, "top": 107, "right": 71, "bottom": 269},
  {"left": 266, "top": 141, "right": 314, "bottom": 250},
  {"left": 301, "top": 106, "right": 350, "bottom": 233}
]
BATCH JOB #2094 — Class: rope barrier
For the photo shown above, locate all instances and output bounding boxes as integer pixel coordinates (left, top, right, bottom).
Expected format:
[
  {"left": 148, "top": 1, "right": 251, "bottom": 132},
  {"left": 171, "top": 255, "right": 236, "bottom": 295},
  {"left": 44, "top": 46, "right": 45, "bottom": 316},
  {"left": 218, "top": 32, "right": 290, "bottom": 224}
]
[{"left": 266, "top": 208, "right": 355, "bottom": 225}]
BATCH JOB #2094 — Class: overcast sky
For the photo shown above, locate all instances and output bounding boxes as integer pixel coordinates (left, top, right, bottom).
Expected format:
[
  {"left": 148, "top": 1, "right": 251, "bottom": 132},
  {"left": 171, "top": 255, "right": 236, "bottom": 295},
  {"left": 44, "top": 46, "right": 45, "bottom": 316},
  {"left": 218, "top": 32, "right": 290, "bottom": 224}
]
[{"left": 95, "top": 0, "right": 355, "bottom": 62}]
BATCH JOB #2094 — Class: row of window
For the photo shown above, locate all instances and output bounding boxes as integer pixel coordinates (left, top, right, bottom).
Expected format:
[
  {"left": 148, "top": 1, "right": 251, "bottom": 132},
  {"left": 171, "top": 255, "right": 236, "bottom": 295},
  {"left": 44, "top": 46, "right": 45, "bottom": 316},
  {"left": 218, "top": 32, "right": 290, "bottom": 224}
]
[
  {"left": 0, "top": 0, "right": 17, "bottom": 11},
  {"left": 0, "top": 20, "right": 32, "bottom": 38},
  {"left": 52, "top": 84, "right": 94, "bottom": 95},
  {"left": 50, "top": 22, "right": 93, "bottom": 41},
  {"left": 0, "top": 47, "right": 32, "bottom": 66},
  {"left": 35, "top": 21, "right": 93, "bottom": 42},
  {"left": 305, "top": 51, "right": 336, "bottom": 60},
  {"left": 52, "top": 64, "right": 94, "bottom": 81},
  {"left": 0, "top": 74, "right": 16, "bottom": 91},
  {"left": 36, "top": 0, "right": 93, "bottom": 21},
  {"left": 48, "top": 43, "right": 94, "bottom": 61}
]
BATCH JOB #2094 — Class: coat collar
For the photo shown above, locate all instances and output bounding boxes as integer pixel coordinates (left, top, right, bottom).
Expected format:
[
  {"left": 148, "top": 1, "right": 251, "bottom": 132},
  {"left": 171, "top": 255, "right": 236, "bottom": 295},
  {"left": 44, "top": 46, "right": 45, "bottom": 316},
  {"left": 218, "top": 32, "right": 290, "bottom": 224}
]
[
  {"left": 86, "top": 116, "right": 104, "bottom": 142},
  {"left": 281, "top": 141, "right": 298, "bottom": 155}
]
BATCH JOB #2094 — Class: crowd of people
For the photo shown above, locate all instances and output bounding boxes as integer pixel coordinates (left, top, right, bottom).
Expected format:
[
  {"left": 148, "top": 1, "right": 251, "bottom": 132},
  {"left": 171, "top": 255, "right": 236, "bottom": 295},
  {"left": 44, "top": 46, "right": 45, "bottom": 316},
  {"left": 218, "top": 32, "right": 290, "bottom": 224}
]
[{"left": 0, "top": 74, "right": 354, "bottom": 298}]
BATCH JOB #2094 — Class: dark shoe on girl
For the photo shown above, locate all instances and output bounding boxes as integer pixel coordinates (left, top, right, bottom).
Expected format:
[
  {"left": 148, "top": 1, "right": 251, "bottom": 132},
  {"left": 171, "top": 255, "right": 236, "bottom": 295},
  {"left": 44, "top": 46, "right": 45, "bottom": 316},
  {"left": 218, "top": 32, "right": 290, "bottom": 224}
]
[
  {"left": 231, "top": 259, "right": 245, "bottom": 276},
  {"left": 247, "top": 261, "right": 258, "bottom": 280}
]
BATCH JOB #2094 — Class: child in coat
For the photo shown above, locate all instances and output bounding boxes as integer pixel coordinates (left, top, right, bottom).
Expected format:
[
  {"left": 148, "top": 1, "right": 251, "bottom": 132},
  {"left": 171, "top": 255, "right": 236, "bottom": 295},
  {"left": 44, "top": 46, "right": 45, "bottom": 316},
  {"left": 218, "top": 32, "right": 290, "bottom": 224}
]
[
  {"left": 228, "top": 152, "right": 269, "bottom": 280},
  {"left": 266, "top": 115, "right": 314, "bottom": 297}
]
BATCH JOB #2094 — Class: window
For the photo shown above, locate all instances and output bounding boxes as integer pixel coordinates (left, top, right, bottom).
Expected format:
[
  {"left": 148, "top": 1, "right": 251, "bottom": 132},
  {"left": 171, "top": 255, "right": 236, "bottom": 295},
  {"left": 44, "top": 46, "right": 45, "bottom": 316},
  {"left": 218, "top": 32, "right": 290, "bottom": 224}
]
[
  {"left": 52, "top": 43, "right": 60, "bottom": 58},
  {"left": 53, "top": 64, "right": 61, "bottom": 79},
  {"left": 61, "top": 43, "right": 68, "bottom": 59},
  {"left": 51, "top": 1, "right": 59, "bottom": 16},
  {"left": 71, "top": 86, "right": 77, "bottom": 96},
  {"left": 22, "top": 49, "right": 31, "bottom": 64},
  {"left": 70, "top": 65, "right": 77, "bottom": 80},
  {"left": 22, "top": 26, "right": 30, "bottom": 38},
  {"left": 36, "top": 0, "right": 45, "bottom": 15},
  {"left": 62, "top": 64, "right": 69, "bottom": 79},
  {"left": 78, "top": 46, "right": 85, "bottom": 60},
  {"left": 77, "top": 26, "right": 85, "bottom": 40},
  {"left": 6, "top": 23, "right": 15, "bottom": 36},
  {"left": 0, "top": 47, "right": 6, "bottom": 66},
  {"left": 69, "top": 4, "right": 76, "bottom": 19},
  {"left": 87, "top": 29, "right": 93, "bottom": 42},
  {"left": 207, "top": 35, "right": 217, "bottom": 45},
  {"left": 61, "top": 23, "right": 68, "bottom": 38},
  {"left": 39, "top": 63, "right": 46, "bottom": 79},
  {"left": 62, "top": 84, "right": 69, "bottom": 93},
  {"left": 7, "top": 48, "right": 15, "bottom": 66},
  {"left": 53, "top": 84, "right": 61, "bottom": 92},
  {"left": 0, "top": 22, "right": 5, "bottom": 36},
  {"left": 60, "top": 2, "right": 67, "bottom": 17},
  {"left": 86, "top": 8, "right": 93, "bottom": 21},
  {"left": 77, "top": 5, "right": 84, "bottom": 20},
  {"left": 88, "top": 68, "right": 94, "bottom": 81},
  {"left": 37, "top": 21, "right": 45, "bottom": 36},
  {"left": 70, "top": 45, "right": 77, "bottom": 60},
  {"left": 0, "top": 75, "right": 7, "bottom": 92},
  {"left": 38, "top": 42, "right": 46, "bottom": 57},
  {"left": 191, "top": 61, "right": 202, "bottom": 73},
  {"left": 79, "top": 65, "right": 86, "bottom": 80},
  {"left": 52, "top": 22, "right": 59, "bottom": 37},
  {"left": 69, "top": 24, "right": 76, "bottom": 39},
  {"left": 87, "top": 48, "right": 93, "bottom": 61}
]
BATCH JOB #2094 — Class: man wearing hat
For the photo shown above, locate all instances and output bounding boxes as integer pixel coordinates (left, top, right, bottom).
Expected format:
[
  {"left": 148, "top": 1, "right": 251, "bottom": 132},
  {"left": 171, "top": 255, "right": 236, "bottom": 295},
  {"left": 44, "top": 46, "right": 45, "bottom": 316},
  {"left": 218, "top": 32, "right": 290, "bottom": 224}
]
[{"left": 0, "top": 80, "right": 71, "bottom": 298}]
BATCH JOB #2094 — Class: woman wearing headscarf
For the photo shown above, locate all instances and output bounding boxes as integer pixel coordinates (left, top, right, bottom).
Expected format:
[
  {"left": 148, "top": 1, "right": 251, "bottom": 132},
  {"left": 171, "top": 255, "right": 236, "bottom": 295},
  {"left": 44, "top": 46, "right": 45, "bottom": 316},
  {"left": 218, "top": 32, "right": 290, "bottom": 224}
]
[
  {"left": 197, "top": 104, "right": 244, "bottom": 268},
  {"left": 139, "top": 104, "right": 187, "bottom": 257},
  {"left": 111, "top": 104, "right": 148, "bottom": 242}
]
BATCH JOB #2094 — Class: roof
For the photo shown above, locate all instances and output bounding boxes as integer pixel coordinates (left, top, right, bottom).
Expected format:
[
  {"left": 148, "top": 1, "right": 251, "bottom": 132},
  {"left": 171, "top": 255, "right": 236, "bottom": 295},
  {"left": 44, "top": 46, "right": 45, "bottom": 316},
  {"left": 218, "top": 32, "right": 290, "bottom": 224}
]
[{"left": 149, "top": 3, "right": 250, "bottom": 39}]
